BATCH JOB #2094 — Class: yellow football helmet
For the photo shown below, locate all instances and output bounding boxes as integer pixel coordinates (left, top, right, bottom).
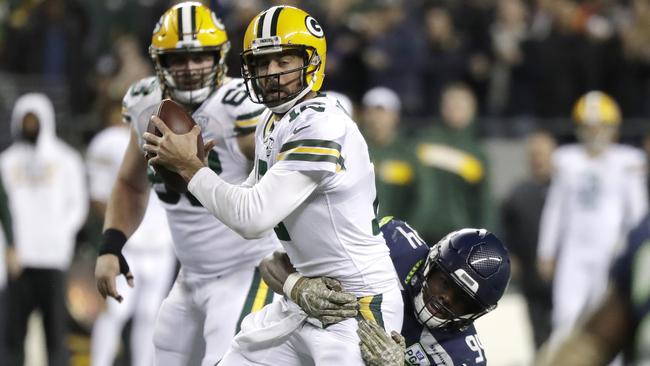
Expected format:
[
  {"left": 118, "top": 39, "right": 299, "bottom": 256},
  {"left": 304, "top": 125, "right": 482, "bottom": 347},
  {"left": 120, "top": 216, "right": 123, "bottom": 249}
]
[
  {"left": 149, "top": 1, "right": 230, "bottom": 105},
  {"left": 241, "top": 6, "right": 326, "bottom": 113},
  {"left": 572, "top": 91, "right": 621, "bottom": 126},
  {"left": 572, "top": 91, "right": 621, "bottom": 153}
]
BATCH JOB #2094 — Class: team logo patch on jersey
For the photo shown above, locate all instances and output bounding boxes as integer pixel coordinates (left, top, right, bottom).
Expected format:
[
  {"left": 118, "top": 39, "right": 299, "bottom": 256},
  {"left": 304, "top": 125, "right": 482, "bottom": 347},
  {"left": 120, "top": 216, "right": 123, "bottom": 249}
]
[
  {"left": 194, "top": 115, "right": 209, "bottom": 130},
  {"left": 264, "top": 136, "right": 275, "bottom": 158},
  {"left": 293, "top": 125, "right": 310, "bottom": 134},
  {"left": 405, "top": 344, "right": 431, "bottom": 366}
]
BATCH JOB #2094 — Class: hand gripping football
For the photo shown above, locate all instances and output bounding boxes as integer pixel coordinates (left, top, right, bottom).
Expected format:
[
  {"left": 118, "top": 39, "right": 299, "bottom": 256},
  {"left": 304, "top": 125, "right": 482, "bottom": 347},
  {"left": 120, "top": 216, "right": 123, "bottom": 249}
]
[{"left": 146, "top": 99, "right": 204, "bottom": 193}]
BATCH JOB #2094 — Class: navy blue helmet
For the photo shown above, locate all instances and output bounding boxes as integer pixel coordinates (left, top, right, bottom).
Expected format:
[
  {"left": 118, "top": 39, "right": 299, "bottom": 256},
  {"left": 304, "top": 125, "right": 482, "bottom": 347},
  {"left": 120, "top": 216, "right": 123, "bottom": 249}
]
[{"left": 410, "top": 228, "right": 511, "bottom": 331}]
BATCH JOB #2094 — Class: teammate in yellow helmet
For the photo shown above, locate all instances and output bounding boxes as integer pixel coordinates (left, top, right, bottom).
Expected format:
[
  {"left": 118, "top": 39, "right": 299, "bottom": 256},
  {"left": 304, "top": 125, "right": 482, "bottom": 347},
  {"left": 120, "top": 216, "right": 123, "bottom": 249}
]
[
  {"left": 149, "top": 1, "right": 230, "bottom": 106},
  {"left": 537, "top": 91, "right": 647, "bottom": 355},
  {"left": 94, "top": 2, "right": 281, "bottom": 365},
  {"left": 572, "top": 91, "right": 621, "bottom": 155}
]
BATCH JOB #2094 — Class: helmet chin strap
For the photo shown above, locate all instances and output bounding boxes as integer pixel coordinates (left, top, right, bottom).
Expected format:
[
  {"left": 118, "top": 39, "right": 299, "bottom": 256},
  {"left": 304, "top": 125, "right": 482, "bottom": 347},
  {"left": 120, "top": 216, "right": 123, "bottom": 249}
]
[{"left": 268, "top": 82, "right": 313, "bottom": 114}]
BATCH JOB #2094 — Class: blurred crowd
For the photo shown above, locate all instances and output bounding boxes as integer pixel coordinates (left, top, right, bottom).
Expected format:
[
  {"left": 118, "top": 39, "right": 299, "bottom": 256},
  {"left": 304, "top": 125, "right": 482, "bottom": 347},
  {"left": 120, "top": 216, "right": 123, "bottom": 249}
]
[{"left": 1, "top": 0, "right": 650, "bottom": 130}]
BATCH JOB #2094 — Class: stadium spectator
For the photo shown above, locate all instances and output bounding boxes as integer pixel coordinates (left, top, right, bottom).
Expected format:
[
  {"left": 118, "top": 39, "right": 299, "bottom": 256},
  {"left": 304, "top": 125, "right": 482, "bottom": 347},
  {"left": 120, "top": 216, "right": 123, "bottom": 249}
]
[
  {"left": 537, "top": 91, "right": 647, "bottom": 351},
  {"left": 500, "top": 131, "right": 556, "bottom": 350},
  {"left": 359, "top": 0, "right": 426, "bottom": 115},
  {"left": 87, "top": 98, "right": 175, "bottom": 366},
  {"left": 360, "top": 86, "right": 415, "bottom": 219},
  {"left": 535, "top": 211, "right": 650, "bottom": 366},
  {"left": 488, "top": 0, "right": 532, "bottom": 116},
  {"left": 1, "top": 93, "right": 88, "bottom": 366},
  {"left": 411, "top": 82, "right": 495, "bottom": 243},
  {"left": 317, "top": 0, "right": 367, "bottom": 102},
  {"left": 2, "top": 0, "right": 92, "bottom": 113},
  {"left": 523, "top": 0, "right": 619, "bottom": 118},
  {"left": 618, "top": 0, "right": 650, "bottom": 118},
  {"left": 419, "top": 4, "right": 472, "bottom": 118},
  {"left": 102, "top": 34, "right": 152, "bottom": 101}
]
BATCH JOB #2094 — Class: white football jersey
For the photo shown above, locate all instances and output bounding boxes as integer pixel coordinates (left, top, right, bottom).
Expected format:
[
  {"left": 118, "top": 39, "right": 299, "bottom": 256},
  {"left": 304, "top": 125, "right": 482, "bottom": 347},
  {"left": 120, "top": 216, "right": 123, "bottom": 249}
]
[
  {"left": 252, "top": 94, "right": 397, "bottom": 295},
  {"left": 538, "top": 143, "right": 648, "bottom": 263},
  {"left": 123, "top": 76, "right": 280, "bottom": 277}
]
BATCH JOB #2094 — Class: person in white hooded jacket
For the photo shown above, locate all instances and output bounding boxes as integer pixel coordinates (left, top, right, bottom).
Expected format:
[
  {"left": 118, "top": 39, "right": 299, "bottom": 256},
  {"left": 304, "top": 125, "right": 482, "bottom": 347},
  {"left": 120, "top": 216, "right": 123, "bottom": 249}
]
[{"left": 0, "top": 93, "right": 88, "bottom": 366}]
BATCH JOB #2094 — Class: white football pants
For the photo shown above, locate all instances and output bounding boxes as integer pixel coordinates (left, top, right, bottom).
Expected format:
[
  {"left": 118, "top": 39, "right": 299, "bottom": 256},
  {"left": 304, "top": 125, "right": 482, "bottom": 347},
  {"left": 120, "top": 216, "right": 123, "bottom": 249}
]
[
  {"left": 219, "top": 285, "right": 404, "bottom": 366},
  {"left": 91, "top": 247, "right": 176, "bottom": 366},
  {"left": 153, "top": 266, "right": 278, "bottom": 366}
]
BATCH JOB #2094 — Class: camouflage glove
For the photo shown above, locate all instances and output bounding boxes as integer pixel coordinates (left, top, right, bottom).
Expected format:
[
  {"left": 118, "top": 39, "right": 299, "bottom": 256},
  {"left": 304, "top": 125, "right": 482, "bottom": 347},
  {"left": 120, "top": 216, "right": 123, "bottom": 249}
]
[
  {"left": 357, "top": 319, "right": 406, "bottom": 366},
  {"left": 283, "top": 273, "right": 359, "bottom": 326}
]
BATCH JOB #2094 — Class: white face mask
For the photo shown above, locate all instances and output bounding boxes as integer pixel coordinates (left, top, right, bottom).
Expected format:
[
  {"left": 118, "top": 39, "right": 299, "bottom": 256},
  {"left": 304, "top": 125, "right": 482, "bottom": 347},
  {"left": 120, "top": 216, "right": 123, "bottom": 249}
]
[
  {"left": 577, "top": 125, "right": 615, "bottom": 155},
  {"left": 413, "top": 288, "right": 447, "bottom": 329},
  {"left": 168, "top": 86, "right": 212, "bottom": 105}
]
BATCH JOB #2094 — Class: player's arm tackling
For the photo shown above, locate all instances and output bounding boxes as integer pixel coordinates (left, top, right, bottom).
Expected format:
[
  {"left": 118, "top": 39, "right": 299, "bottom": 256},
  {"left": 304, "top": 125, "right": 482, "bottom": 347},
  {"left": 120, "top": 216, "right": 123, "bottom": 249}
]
[{"left": 259, "top": 250, "right": 359, "bottom": 326}]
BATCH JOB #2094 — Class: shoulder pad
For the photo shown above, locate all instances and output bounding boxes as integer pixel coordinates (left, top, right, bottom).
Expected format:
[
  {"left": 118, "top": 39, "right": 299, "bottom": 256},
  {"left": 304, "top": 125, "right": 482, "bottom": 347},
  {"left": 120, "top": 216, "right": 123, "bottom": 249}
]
[
  {"left": 122, "top": 77, "right": 161, "bottom": 124},
  {"left": 380, "top": 218, "right": 429, "bottom": 286}
]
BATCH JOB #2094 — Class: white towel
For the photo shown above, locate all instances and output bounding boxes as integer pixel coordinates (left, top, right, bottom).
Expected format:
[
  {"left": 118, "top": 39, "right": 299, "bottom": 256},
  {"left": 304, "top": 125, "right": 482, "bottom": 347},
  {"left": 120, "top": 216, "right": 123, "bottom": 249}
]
[{"left": 234, "top": 297, "right": 308, "bottom": 352}]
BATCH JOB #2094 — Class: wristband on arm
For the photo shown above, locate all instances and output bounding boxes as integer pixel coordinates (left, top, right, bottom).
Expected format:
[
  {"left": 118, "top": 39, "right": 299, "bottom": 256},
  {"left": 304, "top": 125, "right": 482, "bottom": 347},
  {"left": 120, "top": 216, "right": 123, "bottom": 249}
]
[
  {"left": 283, "top": 272, "right": 304, "bottom": 300},
  {"left": 98, "top": 228, "right": 131, "bottom": 276}
]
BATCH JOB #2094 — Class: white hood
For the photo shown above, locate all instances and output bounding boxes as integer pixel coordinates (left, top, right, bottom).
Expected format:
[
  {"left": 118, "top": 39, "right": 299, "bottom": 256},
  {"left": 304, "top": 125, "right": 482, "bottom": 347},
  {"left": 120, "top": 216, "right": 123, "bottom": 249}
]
[{"left": 10, "top": 93, "right": 58, "bottom": 155}]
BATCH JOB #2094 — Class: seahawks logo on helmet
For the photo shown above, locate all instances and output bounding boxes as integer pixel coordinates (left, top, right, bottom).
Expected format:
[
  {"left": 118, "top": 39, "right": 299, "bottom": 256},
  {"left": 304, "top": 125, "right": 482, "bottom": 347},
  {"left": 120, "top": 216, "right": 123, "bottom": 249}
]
[{"left": 305, "top": 16, "right": 324, "bottom": 38}]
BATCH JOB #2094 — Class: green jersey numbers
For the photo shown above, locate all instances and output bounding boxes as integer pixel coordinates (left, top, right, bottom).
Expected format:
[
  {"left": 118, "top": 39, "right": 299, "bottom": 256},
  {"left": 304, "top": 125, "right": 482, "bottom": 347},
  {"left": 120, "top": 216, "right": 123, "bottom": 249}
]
[
  {"left": 222, "top": 86, "right": 248, "bottom": 106},
  {"left": 256, "top": 159, "right": 268, "bottom": 181},
  {"left": 129, "top": 78, "right": 158, "bottom": 97},
  {"left": 288, "top": 102, "right": 325, "bottom": 122},
  {"left": 206, "top": 149, "right": 222, "bottom": 175},
  {"left": 147, "top": 150, "right": 222, "bottom": 206}
]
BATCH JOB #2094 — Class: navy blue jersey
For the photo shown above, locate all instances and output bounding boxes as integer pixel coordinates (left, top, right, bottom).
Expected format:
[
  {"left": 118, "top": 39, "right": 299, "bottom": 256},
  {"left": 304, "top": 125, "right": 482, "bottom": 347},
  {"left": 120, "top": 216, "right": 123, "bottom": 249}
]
[
  {"left": 380, "top": 217, "right": 489, "bottom": 365},
  {"left": 610, "top": 213, "right": 650, "bottom": 363}
]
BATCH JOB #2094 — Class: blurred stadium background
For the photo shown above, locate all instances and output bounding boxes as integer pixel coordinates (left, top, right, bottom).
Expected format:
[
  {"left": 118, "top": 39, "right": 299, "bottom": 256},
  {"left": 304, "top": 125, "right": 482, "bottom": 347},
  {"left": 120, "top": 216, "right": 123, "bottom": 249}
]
[{"left": 1, "top": 0, "right": 649, "bottom": 365}]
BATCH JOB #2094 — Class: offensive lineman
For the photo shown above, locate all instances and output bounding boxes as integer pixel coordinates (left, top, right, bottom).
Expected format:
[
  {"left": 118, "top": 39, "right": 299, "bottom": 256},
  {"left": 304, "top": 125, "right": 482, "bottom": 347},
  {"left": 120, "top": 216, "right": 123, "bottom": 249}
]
[
  {"left": 144, "top": 5, "right": 403, "bottom": 365},
  {"left": 537, "top": 91, "right": 647, "bottom": 350},
  {"left": 94, "top": 3, "right": 280, "bottom": 365}
]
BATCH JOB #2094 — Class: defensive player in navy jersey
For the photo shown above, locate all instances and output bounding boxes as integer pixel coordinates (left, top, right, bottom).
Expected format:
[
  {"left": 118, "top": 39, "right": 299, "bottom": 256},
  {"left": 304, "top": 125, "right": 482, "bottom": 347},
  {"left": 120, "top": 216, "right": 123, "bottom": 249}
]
[
  {"left": 536, "top": 212, "right": 650, "bottom": 366},
  {"left": 259, "top": 217, "right": 511, "bottom": 365}
]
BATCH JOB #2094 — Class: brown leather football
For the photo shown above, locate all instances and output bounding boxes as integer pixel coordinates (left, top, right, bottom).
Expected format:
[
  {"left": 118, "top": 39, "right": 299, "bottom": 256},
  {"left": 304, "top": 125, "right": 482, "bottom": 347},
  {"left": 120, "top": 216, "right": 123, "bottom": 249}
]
[{"left": 146, "top": 98, "right": 204, "bottom": 193}]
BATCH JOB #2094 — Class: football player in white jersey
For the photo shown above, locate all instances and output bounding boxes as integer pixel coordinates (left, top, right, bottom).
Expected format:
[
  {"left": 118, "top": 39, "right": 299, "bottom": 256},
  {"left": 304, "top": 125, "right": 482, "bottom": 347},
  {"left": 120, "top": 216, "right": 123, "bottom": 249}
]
[
  {"left": 86, "top": 100, "right": 176, "bottom": 366},
  {"left": 94, "top": 3, "right": 280, "bottom": 365},
  {"left": 537, "top": 91, "right": 647, "bottom": 352},
  {"left": 143, "top": 5, "right": 403, "bottom": 365}
]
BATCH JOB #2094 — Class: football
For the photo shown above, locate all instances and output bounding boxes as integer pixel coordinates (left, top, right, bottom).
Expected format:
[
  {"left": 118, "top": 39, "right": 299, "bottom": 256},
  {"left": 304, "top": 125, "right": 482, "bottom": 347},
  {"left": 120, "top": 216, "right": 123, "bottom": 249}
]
[{"left": 147, "top": 98, "right": 204, "bottom": 193}]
